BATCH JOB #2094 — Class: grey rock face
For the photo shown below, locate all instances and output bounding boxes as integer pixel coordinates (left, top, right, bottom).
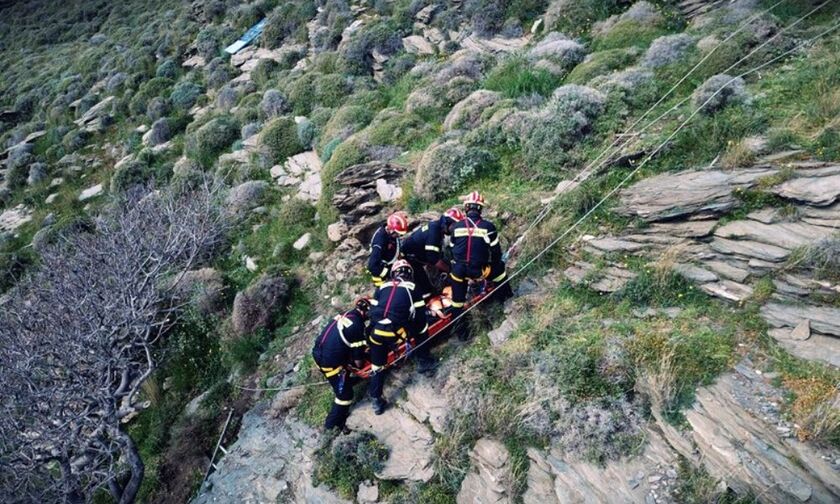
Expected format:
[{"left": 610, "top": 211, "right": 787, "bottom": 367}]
[{"left": 615, "top": 167, "right": 777, "bottom": 221}]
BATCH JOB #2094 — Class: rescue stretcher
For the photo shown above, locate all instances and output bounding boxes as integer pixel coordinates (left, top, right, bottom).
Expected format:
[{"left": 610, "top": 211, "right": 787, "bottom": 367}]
[{"left": 350, "top": 282, "right": 493, "bottom": 379}]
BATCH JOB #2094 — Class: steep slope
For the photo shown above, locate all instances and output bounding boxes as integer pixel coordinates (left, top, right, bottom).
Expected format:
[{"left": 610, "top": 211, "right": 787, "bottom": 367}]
[{"left": 2, "top": 0, "right": 840, "bottom": 503}]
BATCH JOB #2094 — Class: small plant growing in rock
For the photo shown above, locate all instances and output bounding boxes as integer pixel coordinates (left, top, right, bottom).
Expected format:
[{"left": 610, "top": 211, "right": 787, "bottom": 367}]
[{"left": 313, "top": 431, "right": 389, "bottom": 498}]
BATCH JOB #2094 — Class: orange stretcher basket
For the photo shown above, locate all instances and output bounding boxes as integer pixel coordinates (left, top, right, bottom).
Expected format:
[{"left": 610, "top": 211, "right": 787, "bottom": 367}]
[{"left": 350, "top": 284, "right": 492, "bottom": 379}]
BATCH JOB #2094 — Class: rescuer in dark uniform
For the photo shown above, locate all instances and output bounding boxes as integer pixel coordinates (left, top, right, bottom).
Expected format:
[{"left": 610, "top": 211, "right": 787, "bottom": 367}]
[
  {"left": 448, "top": 191, "right": 512, "bottom": 340},
  {"left": 401, "top": 207, "right": 464, "bottom": 300},
  {"left": 367, "top": 260, "right": 435, "bottom": 415},
  {"left": 311, "top": 297, "right": 371, "bottom": 430},
  {"left": 367, "top": 212, "right": 408, "bottom": 287}
]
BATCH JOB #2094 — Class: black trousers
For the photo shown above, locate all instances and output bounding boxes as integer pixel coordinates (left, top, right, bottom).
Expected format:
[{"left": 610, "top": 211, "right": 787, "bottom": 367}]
[
  {"left": 450, "top": 261, "right": 509, "bottom": 311},
  {"left": 322, "top": 368, "right": 354, "bottom": 430},
  {"left": 366, "top": 318, "right": 431, "bottom": 399}
]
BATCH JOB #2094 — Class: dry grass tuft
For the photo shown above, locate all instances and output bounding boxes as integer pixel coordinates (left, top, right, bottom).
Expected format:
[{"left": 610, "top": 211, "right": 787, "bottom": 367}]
[{"left": 783, "top": 376, "right": 840, "bottom": 445}]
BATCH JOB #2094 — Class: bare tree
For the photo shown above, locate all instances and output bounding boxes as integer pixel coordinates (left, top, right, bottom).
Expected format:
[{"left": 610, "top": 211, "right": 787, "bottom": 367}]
[{"left": 0, "top": 181, "right": 228, "bottom": 503}]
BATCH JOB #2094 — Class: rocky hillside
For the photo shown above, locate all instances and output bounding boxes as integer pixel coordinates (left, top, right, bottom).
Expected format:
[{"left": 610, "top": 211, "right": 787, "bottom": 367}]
[{"left": 1, "top": 0, "right": 839, "bottom": 503}]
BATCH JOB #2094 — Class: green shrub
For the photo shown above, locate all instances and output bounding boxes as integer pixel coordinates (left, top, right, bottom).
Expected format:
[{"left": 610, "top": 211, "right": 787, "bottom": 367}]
[
  {"left": 319, "top": 104, "right": 375, "bottom": 148},
  {"left": 110, "top": 158, "right": 152, "bottom": 192},
  {"left": 318, "top": 135, "right": 370, "bottom": 217},
  {"left": 170, "top": 81, "right": 204, "bottom": 111},
  {"left": 521, "top": 84, "right": 606, "bottom": 171},
  {"left": 566, "top": 48, "right": 638, "bottom": 84},
  {"left": 484, "top": 56, "right": 563, "bottom": 98},
  {"left": 414, "top": 140, "right": 498, "bottom": 202},
  {"left": 366, "top": 109, "right": 436, "bottom": 149},
  {"left": 339, "top": 18, "right": 405, "bottom": 75},
  {"left": 296, "top": 118, "right": 316, "bottom": 149},
  {"left": 259, "top": 116, "right": 304, "bottom": 164},
  {"left": 593, "top": 20, "right": 667, "bottom": 51},
  {"left": 316, "top": 73, "right": 351, "bottom": 108},
  {"left": 545, "top": 0, "right": 620, "bottom": 37},
  {"left": 252, "top": 58, "right": 279, "bottom": 88},
  {"left": 313, "top": 432, "right": 389, "bottom": 499},
  {"left": 262, "top": 1, "right": 316, "bottom": 48},
  {"left": 156, "top": 59, "right": 178, "bottom": 79},
  {"left": 186, "top": 115, "right": 240, "bottom": 168}
]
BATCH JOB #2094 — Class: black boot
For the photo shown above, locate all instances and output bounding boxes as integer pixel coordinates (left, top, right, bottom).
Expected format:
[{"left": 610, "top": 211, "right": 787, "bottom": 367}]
[
  {"left": 372, "top": 397, "right": 388, "bottom": 415},
  {"left": 490, "top": 281, "right": 513, "bottom": 304}
]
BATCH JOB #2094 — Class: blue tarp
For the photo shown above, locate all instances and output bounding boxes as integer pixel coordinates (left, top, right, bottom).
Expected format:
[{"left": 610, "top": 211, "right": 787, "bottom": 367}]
[{"left": 224, "top": 18, "right": 267, "bottom": 54}]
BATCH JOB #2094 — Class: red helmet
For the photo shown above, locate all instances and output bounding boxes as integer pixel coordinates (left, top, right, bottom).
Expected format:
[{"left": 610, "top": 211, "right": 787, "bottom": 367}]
[
  {"left": 444, "top": 207, "right": 465, "bottom": 223},
  {"left": 391, "top": 259, "right": 413, "bottom": 280},
  {"left": 386, "top": 212, "right": 408, "bottom": 235},
  {"left": 463, "top": 191, "right": 486, "bottom": 208}
]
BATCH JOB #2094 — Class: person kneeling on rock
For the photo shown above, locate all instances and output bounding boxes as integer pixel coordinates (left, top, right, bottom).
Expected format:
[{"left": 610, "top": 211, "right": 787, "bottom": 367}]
[
  {"left": 367, "top": 260, "right": 436, "bottom": 415},
  {"left": 367, "top": 211, "right": 408, "bottom": 287},
  {"left": 311, "top": 297, "right": 371, "bottom": 431}
]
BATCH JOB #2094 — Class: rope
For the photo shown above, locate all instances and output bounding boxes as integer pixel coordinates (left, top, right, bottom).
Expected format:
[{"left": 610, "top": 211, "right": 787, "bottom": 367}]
[
  {"left": 237, "top": 5, "right": 838, "bottom": 391},
  {"left": 384, "top": 18, "right": 840, "bottom": 373},
  {"left": 508, "top": 0, "right": 814, "bottom": 256}
]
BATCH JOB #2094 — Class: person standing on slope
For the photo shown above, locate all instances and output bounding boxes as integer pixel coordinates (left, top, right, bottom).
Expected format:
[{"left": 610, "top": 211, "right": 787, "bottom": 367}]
[
  {"left": 367, "top": 260, "right": 436, "bottom": 415},
  {"left": 311, "top": 297, "right": 372, "bottom": 431},
  {"left": 448, "top": 191, "right": 513, "bottom": 340}
]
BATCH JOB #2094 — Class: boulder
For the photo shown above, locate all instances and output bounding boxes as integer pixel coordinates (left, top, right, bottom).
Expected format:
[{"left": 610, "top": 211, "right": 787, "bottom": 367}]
[
  {"left": 231, "top": 274, "right": 290, "bottom": 337},
  {"left": 195, "top": 403, "right": 350, "bottom": 504},
  {"left": 771, "top": 165, "right": 840, "bottom": 206},
  {"left": 714, "top": 220, "right": 832, "bottom": 251},
  {"left": 403, "top": 35, "right": 435, "bottom": 55},
  {"left": 679, "top": 373, "right": 840, "bottom": 503},
  {"left": 767, "top": 329, "right": 840, "bottom": 368},
  {"left": 293, "top": 232, "right": 311, "bottom": 250},
  {"left": 357, "top": 482, "right": 378, "bottom": 504},
  {"left": 346, "top": 404, "right": 435, "bottom": 482},
  {"left": 616, "top": 167, "right": 777, "bottom": 221},
  {"left": 332, "top": 162, "right": 404, "bottom": 223},
  {"left": 760, "top": 302, "right": 840, "bottom": 337},
  {"left": 327, "top": 222, "right": 346, "bottom": 242},
  {"left": 226, "top": 180, "right": 269, "bottom": 214},
  {"left": 0, "top": 204, "right": 33, "bottom": 233},
  {"left": 78, "top": 183, "right": 104, "bottom": 201},
  {"left": 400, "top": 378, "right": 449, "bottom": 434},
  {"left": 456, "top": 439, "right": 512, "bottom": 504},
  {"left": 375, "top": 178, "right": 402, "bottom": 202},
  {"left": 74, "top": 96, "right": 114, "bottom": 127},
  {"left": 522, "top": 427, "right": 679, "bottom": 503}
]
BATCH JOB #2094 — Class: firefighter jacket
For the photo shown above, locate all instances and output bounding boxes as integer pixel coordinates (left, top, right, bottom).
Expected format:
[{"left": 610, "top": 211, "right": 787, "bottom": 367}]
[
  {"left": 367, "top": 226, "right": 401, "bottom": 285},
  {"left": 402, "top": 217, "right": 447, "bottom": 265},
  {"left": 449, "top": 211, "right": 501, "bottom": 267},
  {"left": 311, "top": 310, "right": 368, "bottom": 370},
  {"left": 369, "top": 279, "right": 425, "bottom": 329}
]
